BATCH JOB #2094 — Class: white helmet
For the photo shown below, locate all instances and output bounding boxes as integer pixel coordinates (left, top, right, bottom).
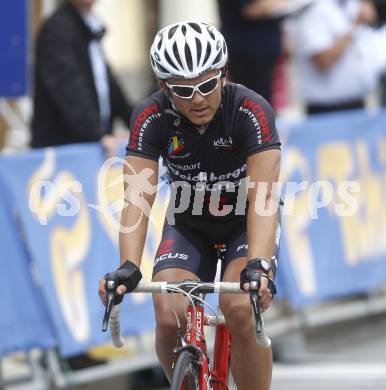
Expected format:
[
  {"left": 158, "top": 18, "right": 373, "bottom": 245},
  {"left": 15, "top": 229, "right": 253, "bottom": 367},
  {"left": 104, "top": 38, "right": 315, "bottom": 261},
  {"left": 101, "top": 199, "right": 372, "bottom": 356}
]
[{"left": 150, "top": 21, "right": 228, "bottom": 80}]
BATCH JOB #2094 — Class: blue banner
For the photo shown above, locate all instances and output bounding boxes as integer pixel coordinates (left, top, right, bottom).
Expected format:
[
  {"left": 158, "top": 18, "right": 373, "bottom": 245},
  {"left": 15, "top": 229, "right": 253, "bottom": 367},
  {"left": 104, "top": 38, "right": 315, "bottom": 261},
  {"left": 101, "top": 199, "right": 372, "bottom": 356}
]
[
  {"left": 278, "top": 109, "right": 386, "bottom": 307},
  {"left": 0, "top": 174, "right": 55, "bottom": 357},
  {"left": 0, "top": 0, "right": 28, "bottom": 97},
  {"left": 0, "top": 145, "right": 162, "bottom": 357}
]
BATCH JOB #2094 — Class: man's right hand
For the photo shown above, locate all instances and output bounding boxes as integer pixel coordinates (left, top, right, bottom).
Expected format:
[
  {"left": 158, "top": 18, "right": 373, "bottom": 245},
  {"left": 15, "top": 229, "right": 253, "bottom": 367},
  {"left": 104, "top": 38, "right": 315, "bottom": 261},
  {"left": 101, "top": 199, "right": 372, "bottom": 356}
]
[{"left": 98, "top": 260, "right": 142, "bottom": 305}]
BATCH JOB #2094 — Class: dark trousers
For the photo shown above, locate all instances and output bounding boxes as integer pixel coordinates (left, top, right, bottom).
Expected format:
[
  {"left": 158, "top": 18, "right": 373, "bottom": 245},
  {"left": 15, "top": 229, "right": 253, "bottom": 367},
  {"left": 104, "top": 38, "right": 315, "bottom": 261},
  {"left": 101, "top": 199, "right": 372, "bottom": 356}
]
[
  {"left": 380, "top": 74, "right": 386, "bottom": 107},
  {"left": 228, "top": 54, "right": 278, "bottom": 103},
  {"left": 306, "top": 99, "right": 365, "bottom": 115}
]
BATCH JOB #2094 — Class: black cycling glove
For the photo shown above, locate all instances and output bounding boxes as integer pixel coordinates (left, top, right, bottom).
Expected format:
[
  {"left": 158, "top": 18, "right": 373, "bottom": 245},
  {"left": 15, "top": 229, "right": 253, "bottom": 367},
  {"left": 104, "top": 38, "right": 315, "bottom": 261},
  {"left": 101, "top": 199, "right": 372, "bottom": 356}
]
[
  {"left": 240, "top": 260, "right": 277, "bottom": 296},
  {"left": 105, "top": 260, "right": 142, "bottom": 304}
]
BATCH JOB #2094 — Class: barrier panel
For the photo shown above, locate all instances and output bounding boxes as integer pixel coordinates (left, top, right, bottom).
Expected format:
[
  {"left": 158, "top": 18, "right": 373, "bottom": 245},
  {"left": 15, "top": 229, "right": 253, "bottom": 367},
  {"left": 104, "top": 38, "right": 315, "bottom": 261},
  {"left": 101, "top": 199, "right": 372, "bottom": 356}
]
[
  {"left": 0, "top": 109, "right": 385, "bottom": 356},
  {"left": 0, "top": 0, "right": 28, "bottom": 97},
  {"left": 279, "top": 109, "right": 386, "bottom": 307},
  {"left": 0, "top": 175, "right": 55, "bottom": 357},
  {"left": 0, "top": 145, "right": 159, "bottom": 357}
]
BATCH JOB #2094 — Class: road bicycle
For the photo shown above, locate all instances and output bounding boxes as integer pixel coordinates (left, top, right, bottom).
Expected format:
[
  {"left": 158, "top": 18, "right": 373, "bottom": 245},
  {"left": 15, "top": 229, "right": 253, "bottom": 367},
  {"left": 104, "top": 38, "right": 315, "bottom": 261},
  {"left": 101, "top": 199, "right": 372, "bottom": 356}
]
[{"left": 102, "top": 278, "right": 271, "bottom": 390}]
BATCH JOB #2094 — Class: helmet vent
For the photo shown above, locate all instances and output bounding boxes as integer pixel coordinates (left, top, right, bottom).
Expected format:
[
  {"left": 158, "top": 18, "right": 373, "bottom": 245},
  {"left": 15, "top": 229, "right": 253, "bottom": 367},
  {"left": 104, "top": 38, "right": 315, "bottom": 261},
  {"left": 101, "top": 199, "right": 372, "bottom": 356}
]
[
  {"left": 173, "top": 42, "right": 183, "bottom": 68},
  {"left": 168, "top": 26, "right": 178, "bottom": 40},
  {"left": 213, "top": 52, "right": 221, "bottom": 65},
  {"left": 184, "top": 43, "right": 193, "bottom": 71},
  {"left": 207, "top": 26, "right": 215, "bottom": 41},
  {"left": 156, "top": 62, "right": 169, "bottom": 74},
  {"left": 181, "top": 25, "right": 187, "bottom": 36},
  {"left": 203, "top": 44, "right": 211, "bottom": 65},
  {"left": 195, "top": 38, "right": 202, "bottom": 60},
  {"left": 165, "top": 50, "right": 178, "bottom": 71},
  {"left": 188, "top": 22, "right": 201, "bottom": 33}
]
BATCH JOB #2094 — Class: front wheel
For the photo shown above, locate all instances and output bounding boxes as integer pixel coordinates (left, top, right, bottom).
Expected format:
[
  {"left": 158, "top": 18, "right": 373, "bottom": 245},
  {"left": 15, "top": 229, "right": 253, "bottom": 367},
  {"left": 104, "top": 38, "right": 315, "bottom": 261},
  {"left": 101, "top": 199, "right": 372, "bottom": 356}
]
[{"left": 171, "top": 351, "right": 200, "bottom": 390}]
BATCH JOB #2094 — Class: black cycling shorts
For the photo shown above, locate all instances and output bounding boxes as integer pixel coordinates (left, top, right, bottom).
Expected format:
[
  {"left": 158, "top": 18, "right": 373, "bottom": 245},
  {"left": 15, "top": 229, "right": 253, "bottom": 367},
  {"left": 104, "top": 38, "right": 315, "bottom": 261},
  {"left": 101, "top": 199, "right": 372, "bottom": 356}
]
[{"left": 152, "top": 215, "right": 280, "bottom": 281}]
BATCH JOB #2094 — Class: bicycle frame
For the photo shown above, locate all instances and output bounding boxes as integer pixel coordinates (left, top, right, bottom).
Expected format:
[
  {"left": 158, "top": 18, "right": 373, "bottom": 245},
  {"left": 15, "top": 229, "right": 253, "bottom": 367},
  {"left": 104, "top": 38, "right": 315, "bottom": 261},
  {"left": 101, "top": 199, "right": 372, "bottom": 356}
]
[
  {"left": 211, "top": 323, "right": 231, "bottom": 389},
  {"left": 183, "top": 298, "right": 231, "bottom": 389},
  {"left": 185, "top": 301, "right": 210, "bottom": 389}
]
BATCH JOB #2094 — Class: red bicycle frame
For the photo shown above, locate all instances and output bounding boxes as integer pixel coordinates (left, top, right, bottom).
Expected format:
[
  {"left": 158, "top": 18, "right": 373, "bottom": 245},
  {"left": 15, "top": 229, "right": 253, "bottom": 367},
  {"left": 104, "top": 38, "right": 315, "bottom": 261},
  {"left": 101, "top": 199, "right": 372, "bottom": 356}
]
[
  {"left": 212, "top": 323, "right": 231, "bottom": 389},
  {"left": 185, "top": 301, "right": 231, "bottom": 389}
]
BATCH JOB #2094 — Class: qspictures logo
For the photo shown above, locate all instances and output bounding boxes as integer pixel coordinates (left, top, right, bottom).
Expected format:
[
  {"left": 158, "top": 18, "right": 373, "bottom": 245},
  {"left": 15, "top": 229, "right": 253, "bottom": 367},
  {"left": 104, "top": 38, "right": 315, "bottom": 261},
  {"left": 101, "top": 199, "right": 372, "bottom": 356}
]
[{"left": 29, "top": 157, "right": 361, "bottom": 233}]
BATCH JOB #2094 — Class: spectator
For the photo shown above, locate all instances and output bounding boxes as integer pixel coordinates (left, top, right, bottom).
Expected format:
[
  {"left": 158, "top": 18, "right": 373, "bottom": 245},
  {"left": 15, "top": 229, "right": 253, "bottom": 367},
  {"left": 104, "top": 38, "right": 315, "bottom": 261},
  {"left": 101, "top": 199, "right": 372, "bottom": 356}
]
[
  {"left": 0, "top": 113, "right": 6, "bottom": 151},
  {"left": 380, "top": 70, "right": 386, "bottom": 107},
  {"left": 31, "top": 0, "right": 133, "bottom": 156},
  {"left": 217, "top": 0, "right": 285, "bottom": 103},
  {"left": 286, "top": 0, "right": 386, "bottom": 114},
  {"left": 31, "top": 0, "right": 133, "bottom": 370}
]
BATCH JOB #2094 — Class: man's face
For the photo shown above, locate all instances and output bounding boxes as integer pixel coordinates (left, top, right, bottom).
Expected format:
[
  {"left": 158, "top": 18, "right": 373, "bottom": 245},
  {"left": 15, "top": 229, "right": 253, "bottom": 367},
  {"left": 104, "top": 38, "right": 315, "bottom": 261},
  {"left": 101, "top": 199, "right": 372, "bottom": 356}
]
[{"left": 162, "top": 70, "right": 224, "bottom": 127}]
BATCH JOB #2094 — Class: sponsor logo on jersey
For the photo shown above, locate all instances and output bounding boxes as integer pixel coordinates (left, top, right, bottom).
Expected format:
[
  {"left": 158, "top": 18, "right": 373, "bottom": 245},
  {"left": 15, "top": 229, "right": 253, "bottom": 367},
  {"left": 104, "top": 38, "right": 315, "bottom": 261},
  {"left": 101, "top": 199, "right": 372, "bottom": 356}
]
[
  {"left": 213, "top": 136, "right": 234, "bottom": 150},
  {"left": 241, "top": 99, "right": 272, "bottom": 143},
  {"left": 167, "top": 164, "right": 246, "bottom": 186},
  {"left": 130, "top": 104, "right": 160, "bottom": 151},
  {"left": 168, "top": 132, "right": 185, "bottom": 156},
  {"left": 168, "top": 161, "right": 201, "bottom": 171},
  {"left": 204, "top": 164, "right": 247, "bottom": 182}
]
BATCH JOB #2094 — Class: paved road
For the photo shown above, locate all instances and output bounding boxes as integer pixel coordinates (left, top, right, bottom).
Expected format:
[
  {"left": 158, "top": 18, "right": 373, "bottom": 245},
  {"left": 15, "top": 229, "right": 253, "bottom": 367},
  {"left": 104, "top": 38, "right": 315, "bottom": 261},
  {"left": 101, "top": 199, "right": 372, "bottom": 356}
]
[
  {"left": 4, "top": 314, "right": 386, "bottom": 390},
  {"left": 268, "top": 314, "right": 386, "bottom": 389},
  {"left": 151, "top": 314, "right": 386, "bottom": 390},
  {"left": 271, "top": 363, "right": 386, "bottom": 390}
]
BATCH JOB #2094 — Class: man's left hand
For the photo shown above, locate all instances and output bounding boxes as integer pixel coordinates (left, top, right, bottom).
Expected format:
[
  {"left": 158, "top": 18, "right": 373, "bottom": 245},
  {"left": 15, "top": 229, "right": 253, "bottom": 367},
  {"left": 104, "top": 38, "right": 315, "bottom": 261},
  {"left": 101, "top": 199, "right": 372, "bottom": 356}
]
[{"left": 240, "top": 260, "right": 276, "bottom": 312}]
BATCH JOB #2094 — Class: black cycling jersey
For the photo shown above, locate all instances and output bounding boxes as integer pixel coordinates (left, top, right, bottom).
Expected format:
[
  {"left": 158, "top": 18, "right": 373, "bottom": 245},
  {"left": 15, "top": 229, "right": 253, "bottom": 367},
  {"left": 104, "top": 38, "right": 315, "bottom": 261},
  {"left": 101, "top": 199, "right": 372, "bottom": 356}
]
[{"left": 126, "top": 82, "right": 280, "bottom": 221}]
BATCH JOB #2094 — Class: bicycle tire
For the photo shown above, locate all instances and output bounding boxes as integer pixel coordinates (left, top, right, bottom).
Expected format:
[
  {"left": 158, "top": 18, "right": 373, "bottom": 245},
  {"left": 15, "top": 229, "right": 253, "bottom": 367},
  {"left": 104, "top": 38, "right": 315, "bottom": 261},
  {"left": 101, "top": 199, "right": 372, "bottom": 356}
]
[{"left": 171, "top": 350, "right": 200, "bottom": 390}]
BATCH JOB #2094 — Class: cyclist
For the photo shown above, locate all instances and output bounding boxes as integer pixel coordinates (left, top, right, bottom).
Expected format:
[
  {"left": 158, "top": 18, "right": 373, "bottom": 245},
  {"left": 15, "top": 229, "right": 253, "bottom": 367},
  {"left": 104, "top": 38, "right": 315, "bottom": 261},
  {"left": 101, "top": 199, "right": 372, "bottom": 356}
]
[{"left": 99, "top": 21, "right": 280, "bottom": 390}]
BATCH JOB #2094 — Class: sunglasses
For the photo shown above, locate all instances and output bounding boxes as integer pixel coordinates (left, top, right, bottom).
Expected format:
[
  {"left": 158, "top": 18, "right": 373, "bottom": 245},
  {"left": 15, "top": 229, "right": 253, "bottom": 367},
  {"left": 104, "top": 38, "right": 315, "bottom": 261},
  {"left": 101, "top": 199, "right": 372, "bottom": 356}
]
[{"left": 166, "top": 72, "right": 222, "bottom": 99}]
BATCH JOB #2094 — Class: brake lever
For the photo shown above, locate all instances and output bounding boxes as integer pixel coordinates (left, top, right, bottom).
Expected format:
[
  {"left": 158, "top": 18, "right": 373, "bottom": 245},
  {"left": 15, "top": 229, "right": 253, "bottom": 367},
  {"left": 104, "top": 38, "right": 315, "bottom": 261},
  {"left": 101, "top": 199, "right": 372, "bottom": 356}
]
[
  {"left": 250, "top": 279, "right": 271, "bottom": 348},
  {"left": 249, "top": 280, "right": 261, "bottom": 329},
  {"left": 102, "top": 280, "right": 117, "bottom": 332}
]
